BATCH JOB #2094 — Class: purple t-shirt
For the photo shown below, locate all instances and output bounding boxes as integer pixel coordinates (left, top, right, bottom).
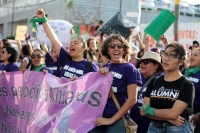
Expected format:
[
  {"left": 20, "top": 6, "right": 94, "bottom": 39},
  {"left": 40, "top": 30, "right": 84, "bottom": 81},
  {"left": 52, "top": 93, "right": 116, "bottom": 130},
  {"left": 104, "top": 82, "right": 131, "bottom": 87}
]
[
  {"left": 187, "top": 71, "right": 200, "bottom": 113},
  {"left": 103, "top": 63, "right": 141, "bottom": 117},
  {"left": 59, "top": 47, "right": 99, "bottom": 78},
  {"left": 45, "top": 52, "right": 61, "bottom": 77},
  {"left": 0, "top": 63, "right": 19, "bottom": 72}
]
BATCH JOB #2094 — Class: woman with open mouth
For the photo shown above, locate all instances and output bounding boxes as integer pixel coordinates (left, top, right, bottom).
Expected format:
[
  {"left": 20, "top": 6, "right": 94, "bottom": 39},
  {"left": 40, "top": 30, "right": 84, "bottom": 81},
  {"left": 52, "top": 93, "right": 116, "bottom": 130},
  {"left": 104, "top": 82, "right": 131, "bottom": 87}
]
[
  {"left": 30, "top": 49, "right": 52, "bottom": 73},
  {"left": 35, "top": 8, "right": 98, "bottom": 81},
  {"left": 184, "top": 47, "right": 200, "bottom": 130},
  {"left": 91, "top": 34, "right": 141, "bottom": 133},
  {"left": 140, "top": 42, "right": 194, "bottom": 133},
  {"left": 0, "top": 46, "right": 19, "bottom": 72}
]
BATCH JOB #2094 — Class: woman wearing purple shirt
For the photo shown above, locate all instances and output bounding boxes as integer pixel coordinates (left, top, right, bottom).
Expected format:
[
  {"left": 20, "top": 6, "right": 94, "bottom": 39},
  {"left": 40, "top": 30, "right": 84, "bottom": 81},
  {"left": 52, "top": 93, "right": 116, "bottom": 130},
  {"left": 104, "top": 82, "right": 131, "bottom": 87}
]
[
  {"left": 0, "top": 46, "right": 19, "bottom": 72},
  {"left": 36, "top": 9, "right": 98, "bottom": 80},
  {"left": 41, "top": 45, "right": 61, "bottom": 77},
  {"left": 90, "top": 34, "right": 142, "bottom": 133}
]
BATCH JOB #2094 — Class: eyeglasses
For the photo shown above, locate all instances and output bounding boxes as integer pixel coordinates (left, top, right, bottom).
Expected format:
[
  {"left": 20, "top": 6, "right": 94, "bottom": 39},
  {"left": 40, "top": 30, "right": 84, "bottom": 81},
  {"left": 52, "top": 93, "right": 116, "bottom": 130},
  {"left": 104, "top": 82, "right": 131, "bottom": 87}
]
[
  {"left": 140, "top": 60, "right": 155, "bottom": 65},
  {"left": 108, "top": 44, "right": 124, "bottom": 49},
  {"left": 0, "top": 50, "right": 5, "bottom": 54},
  {"left": 31, "top": 54, "right": 44, "bottom": 59},
  {"left": 160, "top": 51, "right": 178, "bottom": 61}
]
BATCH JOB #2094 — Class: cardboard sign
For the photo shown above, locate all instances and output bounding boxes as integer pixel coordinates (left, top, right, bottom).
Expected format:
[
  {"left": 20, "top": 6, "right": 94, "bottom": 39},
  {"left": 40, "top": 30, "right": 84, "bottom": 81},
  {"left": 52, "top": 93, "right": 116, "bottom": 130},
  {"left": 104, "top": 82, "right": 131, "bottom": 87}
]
[
  {"left": 144, "top": 9, "right": 176, "bottom": 41},
  {"left": 15, "top": 25, "right": 28, "bottom": 40},
  {"left": 36, "top": 20, "right": 73, "bottom": 47},
  {"left": 98, "top": 12, "right": 137, "bottom": 39}
]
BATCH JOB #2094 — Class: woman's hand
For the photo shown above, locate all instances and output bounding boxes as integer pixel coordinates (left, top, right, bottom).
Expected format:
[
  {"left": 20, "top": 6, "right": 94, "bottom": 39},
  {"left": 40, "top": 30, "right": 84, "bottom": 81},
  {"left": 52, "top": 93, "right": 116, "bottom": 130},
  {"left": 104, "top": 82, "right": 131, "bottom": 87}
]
[
  {"left": 144, "top": 36, "right": 150, "bottom": 45},
  {"left": 135, "top": 33, "right": 141, "bottom": 42},
  {"left": 168, "top": 116, "right": 185, "bottom": 126},
  {"left": 140, "top": 107, "right": 146, "bottom": 116},
  {"left": 190, "top": 113, "right": 200, "bottom": 126},
  {"left": 70, "top": 76, "right": 78, "bottom": 82},
  {"left": 21, "top": 69, "right": 26, "bottom": 73},
  {"left": 36, "top": 8, "right": 45, "bottom": 18},
  {"left": 1, "top": 71, "right": 6, "bottom": 74},
  {"left": 43, "top": 70, "right": 48, "bottom": 74},
  {"left": 98, "top": 67, "right": 109, "bottom": 76},
  {"left": 94, "top": 117, "right": 115, "bottom": 126},
  {"left": 160, "top": 34, "right": 169, "bottom": 45}
]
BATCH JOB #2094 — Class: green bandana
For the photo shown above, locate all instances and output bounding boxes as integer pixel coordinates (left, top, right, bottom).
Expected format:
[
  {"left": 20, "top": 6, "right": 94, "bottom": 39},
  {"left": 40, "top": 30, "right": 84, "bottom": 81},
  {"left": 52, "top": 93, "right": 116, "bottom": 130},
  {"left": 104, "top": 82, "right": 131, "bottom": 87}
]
[
  {"left": 29, "top": 17, "right": 48, "bottom": 32},
  {"left": 33, "top": 64, "right": 45, "bottom": 72},
  {"left": 184, "top": 66, "right": 200, "bottom": 77}
]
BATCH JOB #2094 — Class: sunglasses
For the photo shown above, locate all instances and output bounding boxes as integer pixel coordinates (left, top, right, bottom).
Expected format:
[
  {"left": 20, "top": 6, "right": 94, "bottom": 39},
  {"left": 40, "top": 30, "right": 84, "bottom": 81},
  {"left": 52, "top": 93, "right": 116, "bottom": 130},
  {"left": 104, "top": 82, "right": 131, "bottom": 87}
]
[
  {"left": 140, "top": 60, "right": 156, "bottom": 65},
  {"left": 0, "top": 50, "right": 5, "bottom": 54},
  {"left": 31, "top": 54, "right": 44, "bottom": 59},
  {"left": 108, "top": 44, "right": 124, "bottom": 49}
]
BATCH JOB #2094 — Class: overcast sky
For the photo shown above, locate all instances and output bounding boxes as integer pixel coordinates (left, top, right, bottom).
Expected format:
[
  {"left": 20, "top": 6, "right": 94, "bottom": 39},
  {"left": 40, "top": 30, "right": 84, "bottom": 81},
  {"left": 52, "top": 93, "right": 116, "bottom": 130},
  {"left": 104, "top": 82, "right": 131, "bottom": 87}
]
[{"left": 186, "top": 0, "right": 200, "bottom": 5}]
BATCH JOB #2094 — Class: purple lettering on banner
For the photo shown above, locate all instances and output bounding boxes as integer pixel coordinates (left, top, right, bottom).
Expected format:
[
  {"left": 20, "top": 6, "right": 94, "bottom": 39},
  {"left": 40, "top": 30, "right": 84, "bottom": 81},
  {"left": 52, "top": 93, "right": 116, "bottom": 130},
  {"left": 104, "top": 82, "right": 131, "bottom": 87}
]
[{"left": 0, "top": 71, "right": 112, "bottom": 133}]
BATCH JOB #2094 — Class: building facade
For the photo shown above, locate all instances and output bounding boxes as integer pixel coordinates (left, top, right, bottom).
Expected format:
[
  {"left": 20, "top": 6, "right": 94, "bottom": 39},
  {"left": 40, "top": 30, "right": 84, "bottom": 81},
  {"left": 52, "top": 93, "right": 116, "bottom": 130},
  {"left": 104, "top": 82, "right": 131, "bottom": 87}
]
[{"left": 0, "top": 0, "right": 199, "bottom": 39}]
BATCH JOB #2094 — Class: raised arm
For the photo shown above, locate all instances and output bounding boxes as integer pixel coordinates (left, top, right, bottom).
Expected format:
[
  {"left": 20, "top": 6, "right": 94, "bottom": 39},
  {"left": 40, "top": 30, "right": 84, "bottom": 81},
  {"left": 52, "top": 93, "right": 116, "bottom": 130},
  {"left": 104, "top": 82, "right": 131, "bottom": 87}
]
[
  {"left": 136, "top": 33, "right": 145, "bottom": 49},
  {"left": 144, "top": 36, "right": 150, "bottom": 53},
  {"left": 16, "top": 40, "right": 23, "bottom": 57},
  {"left": 160, "top": 34, "right": 169, "bottom": 48},
  {"left": 36, "top": 8, "right": 62, "bottom": 55},
  {"left": 25, "top": 33, "right": 34, "bottom": 53},
  {"left": 40, "top": 44, "right": 49, "bottom": 55}
]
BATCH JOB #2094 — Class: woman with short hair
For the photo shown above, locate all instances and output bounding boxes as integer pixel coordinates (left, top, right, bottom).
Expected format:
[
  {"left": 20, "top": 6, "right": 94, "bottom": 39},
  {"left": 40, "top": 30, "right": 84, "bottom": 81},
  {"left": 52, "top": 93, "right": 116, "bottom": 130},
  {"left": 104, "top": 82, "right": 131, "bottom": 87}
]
[{"left": 0, "top": 46, "right": 19, "bottom": 72}]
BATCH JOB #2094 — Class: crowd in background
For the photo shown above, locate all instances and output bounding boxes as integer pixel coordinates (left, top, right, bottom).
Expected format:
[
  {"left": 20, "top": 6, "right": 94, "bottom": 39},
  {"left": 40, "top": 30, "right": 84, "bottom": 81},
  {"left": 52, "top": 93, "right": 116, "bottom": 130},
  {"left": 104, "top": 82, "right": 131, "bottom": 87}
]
[{"left": 0, "top": 8, "right": 200, "bottom": 133}]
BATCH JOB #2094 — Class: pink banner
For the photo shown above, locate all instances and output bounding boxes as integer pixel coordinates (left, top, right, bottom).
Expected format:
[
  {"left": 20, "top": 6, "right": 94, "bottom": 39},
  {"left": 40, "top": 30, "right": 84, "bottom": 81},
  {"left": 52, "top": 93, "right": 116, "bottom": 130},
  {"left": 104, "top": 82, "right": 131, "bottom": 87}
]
[{"left": 0, "top": 71, "right": 113, "bottom": 133}]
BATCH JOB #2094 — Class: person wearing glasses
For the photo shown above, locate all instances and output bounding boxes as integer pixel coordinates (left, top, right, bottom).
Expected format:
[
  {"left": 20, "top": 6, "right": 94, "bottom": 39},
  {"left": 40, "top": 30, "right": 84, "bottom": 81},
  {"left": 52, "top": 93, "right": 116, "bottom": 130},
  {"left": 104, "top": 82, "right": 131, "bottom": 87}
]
[
  {"left": 30, "top": 49, "right": 52, "bottom": 73},
  {"left": 140, "top": 42, "right": 194, "bottom": 132},
  {"left": 130, "top": 51, "right": 164, "bottom": 133},
  {"left": 35, "top": 9, "right": 98, "bottom": 80},
  {"left": 0, "top": 46, "right": 19, "bottom": 72},
  {"left": 90, "top": 34, "right": 141, "bottom": 133}
]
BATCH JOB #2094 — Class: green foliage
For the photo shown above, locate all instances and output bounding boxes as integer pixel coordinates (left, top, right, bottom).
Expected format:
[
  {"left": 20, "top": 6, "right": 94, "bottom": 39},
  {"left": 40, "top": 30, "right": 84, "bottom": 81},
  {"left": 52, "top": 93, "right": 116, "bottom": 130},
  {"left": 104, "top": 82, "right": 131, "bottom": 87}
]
[{"left": 67, "top": 0, "right": 73, "bottom": 9}]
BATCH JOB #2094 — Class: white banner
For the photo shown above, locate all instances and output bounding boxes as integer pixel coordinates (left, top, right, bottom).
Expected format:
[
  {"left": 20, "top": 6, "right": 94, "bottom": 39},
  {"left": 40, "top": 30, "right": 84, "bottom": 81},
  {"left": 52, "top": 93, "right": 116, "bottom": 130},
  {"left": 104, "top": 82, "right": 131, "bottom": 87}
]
[{"left": 36, "top": 20, "right": 73, "bottom": 47}]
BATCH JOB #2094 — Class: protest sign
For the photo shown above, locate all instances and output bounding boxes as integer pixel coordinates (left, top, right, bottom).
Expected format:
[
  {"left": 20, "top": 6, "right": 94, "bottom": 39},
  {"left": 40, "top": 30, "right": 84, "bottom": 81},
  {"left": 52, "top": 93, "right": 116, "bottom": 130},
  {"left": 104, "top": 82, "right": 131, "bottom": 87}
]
[
  {"left": 98, "top": 12, "right": 137, "bottom": 39},
  {"left": 144, "top": 9, "right": 176, "bottom": 41},
  {"left": 0, "top": 71, "right": 112, "bottom": 133},
  {"left": 15, "top": 25, "right": 28, "bottom": 40},
  {"left": 36, "top": 20, "right": 73, "bottom": 47}
]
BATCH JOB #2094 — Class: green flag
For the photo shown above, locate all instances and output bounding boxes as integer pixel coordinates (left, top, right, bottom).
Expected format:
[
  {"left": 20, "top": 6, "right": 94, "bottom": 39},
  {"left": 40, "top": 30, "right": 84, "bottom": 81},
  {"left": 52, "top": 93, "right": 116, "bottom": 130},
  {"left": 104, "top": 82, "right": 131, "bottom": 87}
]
[{"left": 144, "top": 9, "right": 176, "bottom": 41}]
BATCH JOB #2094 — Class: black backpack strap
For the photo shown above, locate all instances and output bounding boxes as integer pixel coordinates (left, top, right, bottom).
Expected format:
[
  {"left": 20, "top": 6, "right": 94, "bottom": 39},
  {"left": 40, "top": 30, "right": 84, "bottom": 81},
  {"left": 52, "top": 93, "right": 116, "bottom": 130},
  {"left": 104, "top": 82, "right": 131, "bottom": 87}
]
[
  {"left": 60, "top": 56, "right": 70, "bottom": 70},
  {"left": 153, "top": 75, "right": 163, "bottom": 86},
  {"left": 137, "top": 73, "right": 157, "bottom": 98},
  {"left": 85, "top": 60, "right": 92, "bottom": 73}
]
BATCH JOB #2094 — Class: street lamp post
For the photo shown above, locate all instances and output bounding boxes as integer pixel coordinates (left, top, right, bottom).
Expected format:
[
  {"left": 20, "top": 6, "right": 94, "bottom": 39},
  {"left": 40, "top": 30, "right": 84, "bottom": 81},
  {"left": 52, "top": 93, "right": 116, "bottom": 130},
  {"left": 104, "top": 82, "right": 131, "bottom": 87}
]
[
  {"left": 174, "top": 0, "right": 180, "bottom": 41},
  {"left": 120, "top": 0, "right": 122, "bottom": 13},
  {"left": 11, "top": 0, "right": 15, "bottom": 37}
]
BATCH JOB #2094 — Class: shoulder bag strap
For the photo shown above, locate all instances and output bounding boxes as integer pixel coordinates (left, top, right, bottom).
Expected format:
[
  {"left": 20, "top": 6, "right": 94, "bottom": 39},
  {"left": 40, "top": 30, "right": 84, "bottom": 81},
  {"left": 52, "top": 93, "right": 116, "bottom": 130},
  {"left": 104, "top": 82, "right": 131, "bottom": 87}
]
[
  {"left": 110, "top": 89, "right": 129, "bottom": 128},
  {"left": 137, "top": 73, "right": 157, "bottom": 98}
]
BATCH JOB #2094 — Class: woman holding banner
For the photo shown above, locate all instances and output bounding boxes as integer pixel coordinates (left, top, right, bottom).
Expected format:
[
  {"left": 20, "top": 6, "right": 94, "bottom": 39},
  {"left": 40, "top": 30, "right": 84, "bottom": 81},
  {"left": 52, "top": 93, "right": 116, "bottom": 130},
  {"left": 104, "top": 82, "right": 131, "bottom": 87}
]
[
  {"left": 31, "top": 8, "right": 98, "bottom": 80},
  {"left": 0, "top": 46, "right": 19, "bottom": 72},
  {"left": 91, "top": 34, "right": 141, "bottom": 133},
  {"left": 140, "top": 42, "right": 194, "bottom": 132}
]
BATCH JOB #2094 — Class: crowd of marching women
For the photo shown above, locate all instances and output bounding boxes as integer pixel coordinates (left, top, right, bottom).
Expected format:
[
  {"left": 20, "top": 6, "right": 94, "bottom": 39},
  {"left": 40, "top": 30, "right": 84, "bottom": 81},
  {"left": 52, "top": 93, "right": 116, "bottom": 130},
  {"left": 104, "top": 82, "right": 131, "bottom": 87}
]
[{"left": 0, "top": 8, "right": 200, "bottom": 133}]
